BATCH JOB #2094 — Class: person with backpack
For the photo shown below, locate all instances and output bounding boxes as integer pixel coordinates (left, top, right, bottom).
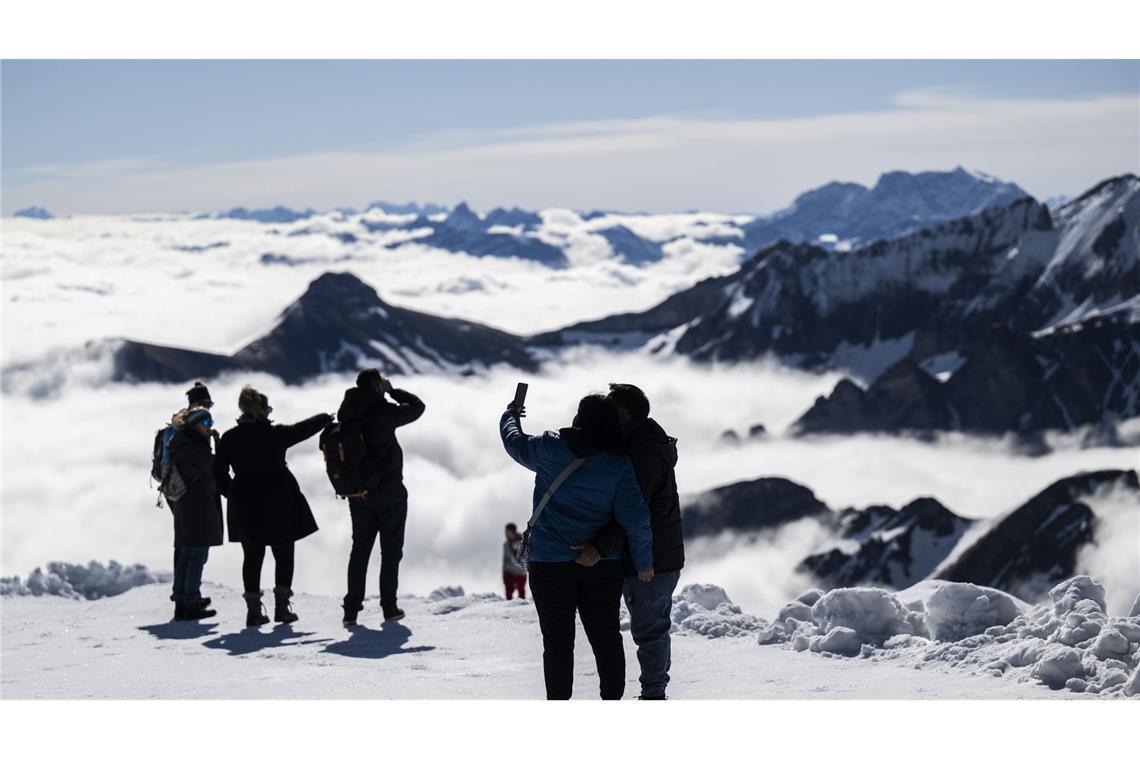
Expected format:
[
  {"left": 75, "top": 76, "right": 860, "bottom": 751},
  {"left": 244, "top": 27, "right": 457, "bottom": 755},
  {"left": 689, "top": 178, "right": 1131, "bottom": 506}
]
[
  {"left": 502, "top": 523, "right": 527, "bottom": 599},
  {"left": 500, "top": 394, "right": 653, "bottom": 700},
  {"left": 213, "top": 386, "right": 332, "bottom": 627},
  {"left": 166, "top": 406, "right": 224, "bottom": 621},
  {"left": 571, "top": 383, "right": 685, "bottom": 700},
  {"left": 152, "top": 381, "right": 219, "bottom": 618},
  {"left": 336, "top": 369, "right": 425, "bottom": 627}
]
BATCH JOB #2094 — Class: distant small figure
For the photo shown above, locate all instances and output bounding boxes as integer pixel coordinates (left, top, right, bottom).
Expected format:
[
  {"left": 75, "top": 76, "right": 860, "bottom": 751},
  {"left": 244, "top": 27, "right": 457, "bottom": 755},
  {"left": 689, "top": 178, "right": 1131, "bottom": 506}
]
[{"left": 502, "top": 523, "right": 527, "bottom": 599}]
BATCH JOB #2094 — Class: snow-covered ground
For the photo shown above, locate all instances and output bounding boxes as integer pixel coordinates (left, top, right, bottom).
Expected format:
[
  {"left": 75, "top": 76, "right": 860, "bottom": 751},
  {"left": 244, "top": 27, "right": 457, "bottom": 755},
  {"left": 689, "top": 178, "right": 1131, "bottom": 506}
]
[{"left": 4, "top": 578, "right": 1119, "bottom": 700}]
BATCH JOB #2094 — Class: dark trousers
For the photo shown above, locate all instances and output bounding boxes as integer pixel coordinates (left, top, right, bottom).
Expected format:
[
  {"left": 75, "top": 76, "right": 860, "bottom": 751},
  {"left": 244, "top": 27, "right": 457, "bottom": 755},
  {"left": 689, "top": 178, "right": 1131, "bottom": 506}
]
[
  {"left": 528, "top": 560, "right": 625, "bottom": 700},
  {"left": 344, "top": 498, "right": 407, "bottom": 611},
  {"left": 504, "top": 572, "right": 527, "bottom": 599},
  {"left": 171, "top": 546, "right": 209, "bottom": 603},
  {"left": 624, "top": 569, "right": 681, "bottom": 698},
  {"left": 241, "top": 541, "right": 295, "bottom": 593}
]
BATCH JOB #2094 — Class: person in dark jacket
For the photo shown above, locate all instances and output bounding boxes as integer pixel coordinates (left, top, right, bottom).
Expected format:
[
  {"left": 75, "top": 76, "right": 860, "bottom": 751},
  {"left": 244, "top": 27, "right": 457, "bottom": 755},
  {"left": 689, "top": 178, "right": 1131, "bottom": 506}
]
[
  {"left": 165, "top": 381, "right": 218, "bottom": 617},
  {"left": 573, "top": 383, "right": 684, "bottom": 700},
  {"left": 501, "top": 394, "right": 653, "bottom": 700},
  {"left": 502, "top": 523, "right": 527, "bottom": 599},
  {"left": 167, "top": 406, "right": 224, "bottom": 621},
  {"left": 213, "top": 386, "right": 332, "bottom": 627},
  {"left": 339, "top": 368, "right": 425, "bottom": 627}
]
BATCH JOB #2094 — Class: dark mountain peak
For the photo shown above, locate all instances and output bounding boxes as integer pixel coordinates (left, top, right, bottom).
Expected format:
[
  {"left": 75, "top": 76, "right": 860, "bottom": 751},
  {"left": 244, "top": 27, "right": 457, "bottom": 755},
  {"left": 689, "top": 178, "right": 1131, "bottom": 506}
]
[
  {"left": 297, "top": 271, "right": 387, "bottom": 308},
  {"left": 445, "top": 202, "right": 480, "bottom": 226},
  {"left": 681, "top": 477, "right": 829, "bottom": 538},
  {"left": 483, "top": 206, "right": 542, "bottom": 229},
  {"left": 935, "top": 469, "right": 1138, "bottom": 590}
]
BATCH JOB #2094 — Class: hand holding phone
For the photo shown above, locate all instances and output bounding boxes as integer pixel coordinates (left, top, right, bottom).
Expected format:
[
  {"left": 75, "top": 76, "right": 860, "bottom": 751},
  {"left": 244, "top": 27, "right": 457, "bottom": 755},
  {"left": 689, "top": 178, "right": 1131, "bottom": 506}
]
[{"left": 509, "top": 382, "right": 528, "bottom": 417}]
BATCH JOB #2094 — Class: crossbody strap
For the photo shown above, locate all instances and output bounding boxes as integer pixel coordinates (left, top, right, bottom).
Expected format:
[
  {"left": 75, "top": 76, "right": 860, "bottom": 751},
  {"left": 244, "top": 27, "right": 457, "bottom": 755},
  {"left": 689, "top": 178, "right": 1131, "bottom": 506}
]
[{"left": 527, "top": 458, "right": 586, "bottom": 530}]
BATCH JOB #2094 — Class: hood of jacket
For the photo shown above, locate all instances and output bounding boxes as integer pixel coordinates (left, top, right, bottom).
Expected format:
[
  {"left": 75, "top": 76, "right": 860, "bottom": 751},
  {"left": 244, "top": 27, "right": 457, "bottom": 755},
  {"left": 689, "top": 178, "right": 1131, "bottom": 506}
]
[
  {"left": 628, "top": 417, "right": 678, "bottom": 467},
  {"left": 338, "top": 385, "right": 384, "bottom": 423}
]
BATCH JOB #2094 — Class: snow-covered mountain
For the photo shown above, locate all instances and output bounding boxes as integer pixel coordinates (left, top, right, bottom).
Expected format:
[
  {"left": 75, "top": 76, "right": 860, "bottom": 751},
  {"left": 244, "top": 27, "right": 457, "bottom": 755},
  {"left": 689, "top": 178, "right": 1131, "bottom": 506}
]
[
  {"left": 85, "top": 272, "right": 538, "bottom": 385},
  {"left": 537, "top": 174, "right": 1140, "bottom": 436},
  {"left": 680, "top": 469, "right": 1139, "bottom": 605},
  {"left": 741, "top": 167, "right": 1027, "bottom": 251}
]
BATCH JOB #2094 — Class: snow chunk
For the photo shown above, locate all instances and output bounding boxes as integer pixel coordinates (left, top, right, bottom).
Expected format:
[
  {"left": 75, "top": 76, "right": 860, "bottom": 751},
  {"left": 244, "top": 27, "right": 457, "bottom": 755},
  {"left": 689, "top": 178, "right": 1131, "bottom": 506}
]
[
  {"left": 678, "top": 584, "right": 732, "bottom": 610},
  {"left": 810, "top": 626, "right": 862, "bottom": 656},
  {"left": 1050, "top": 576, "right": 1107, "bottom": 618},
  {"left": 669, "top": 584, "right": 765, "bottom": 638},
  {"left": 428, "top": 586, "right": 465, "bottom": 601},
  {"left": 811, "top": 587, "right": 914, "bottom": 642},
  {"left": 0, "top": 560, "right": 169, "bottom": 600},
  {"left": 924, "top": 583, "right": 1022, "bottom": 642}
]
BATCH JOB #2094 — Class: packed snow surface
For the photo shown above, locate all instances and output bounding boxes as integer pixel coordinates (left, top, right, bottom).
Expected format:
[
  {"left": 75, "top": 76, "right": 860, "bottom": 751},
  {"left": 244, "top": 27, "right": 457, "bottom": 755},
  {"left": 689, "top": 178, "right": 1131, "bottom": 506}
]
[
  {"left": 757, "top": 576, "right": 1140, "bottom": 698},
  {"left": 3, "top": 570, "right": 1134, "bottom": 699}
]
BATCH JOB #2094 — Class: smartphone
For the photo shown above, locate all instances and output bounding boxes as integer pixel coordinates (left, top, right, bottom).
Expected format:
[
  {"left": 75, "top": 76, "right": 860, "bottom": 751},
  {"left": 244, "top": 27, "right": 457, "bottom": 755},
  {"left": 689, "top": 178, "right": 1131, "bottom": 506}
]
[{"left": 513, "top": 382, "right": 529, "bottom": 408}]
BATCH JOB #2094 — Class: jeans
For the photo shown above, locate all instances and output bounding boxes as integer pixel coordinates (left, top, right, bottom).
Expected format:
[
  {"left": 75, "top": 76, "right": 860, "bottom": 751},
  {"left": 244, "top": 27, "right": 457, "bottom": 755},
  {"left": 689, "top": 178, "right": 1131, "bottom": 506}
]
[
  {"left": 528, "top": 560, "right": 625, "bottom": 700},
  {"left": 171, "top": 546, "right": 209, "bottom": 604},
  {"left": 344, "top": 498, "right": 407, "bottom": 611},
  {"left": 623, "top": 569, "right": 680, "bottom": 698},
  {"left": 241, "top": 542, "right": 295, "bottom": 593}
]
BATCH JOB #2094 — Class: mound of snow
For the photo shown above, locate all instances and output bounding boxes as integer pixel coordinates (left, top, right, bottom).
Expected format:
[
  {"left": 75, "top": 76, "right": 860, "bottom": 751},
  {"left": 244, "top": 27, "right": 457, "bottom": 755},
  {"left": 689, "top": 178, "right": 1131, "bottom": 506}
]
[
  {"left": 757, "top": 575, "right": 1140, "bottom": 699},
  {"left": 0, "top": 560, "right": 169, "bottom": 600},
  {"left": 620, "top": 584, "right": 765, "bottom": 639},
  {"left": 924, "top": 583, "right": 1022, "bottom": 641}
]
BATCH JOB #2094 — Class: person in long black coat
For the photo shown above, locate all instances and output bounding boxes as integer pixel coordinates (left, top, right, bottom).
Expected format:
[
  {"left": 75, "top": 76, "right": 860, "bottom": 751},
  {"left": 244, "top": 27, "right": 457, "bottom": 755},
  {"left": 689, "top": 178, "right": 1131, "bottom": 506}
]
[
  {"left": 213, "top": 385, "right": 332, "bottom": 627},
  {"left": 167, "top": 406, "right": 224, "bottom": 621}
]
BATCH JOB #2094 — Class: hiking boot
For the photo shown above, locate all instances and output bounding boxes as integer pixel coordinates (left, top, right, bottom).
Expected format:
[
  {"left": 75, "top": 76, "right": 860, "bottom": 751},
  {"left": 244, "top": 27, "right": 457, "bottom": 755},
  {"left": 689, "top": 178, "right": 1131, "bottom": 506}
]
[
  {"left": 342, "top": 602, "right": 362, "bottom": 628},
  {"left": 174, "top": 602, "right": 216, "bottom": 621},
  {"left": 382, "top": 606, "right": 406, "bottom": 623},
  {"left": 637, "top": 694, "right": 667, "bottom": 700},
  {"left": 243, "top": 591, "right": 270, "bottom": 627},
  {"left": 273, "top": 586, "right": 299, "bottom": 624}
]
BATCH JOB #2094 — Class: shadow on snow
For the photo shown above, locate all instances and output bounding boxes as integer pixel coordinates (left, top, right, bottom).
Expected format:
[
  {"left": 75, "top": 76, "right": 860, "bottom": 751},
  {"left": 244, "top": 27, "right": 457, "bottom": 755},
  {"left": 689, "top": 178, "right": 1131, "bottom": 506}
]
[
  {"left": 201, "top": 624, "right": 333, "bottom": 656},
  {"left": 138, "top": 620, "right": 220, "bottom": 640},
  {"left": 321, "top": 622, "right": 435, "bottom": 660}
]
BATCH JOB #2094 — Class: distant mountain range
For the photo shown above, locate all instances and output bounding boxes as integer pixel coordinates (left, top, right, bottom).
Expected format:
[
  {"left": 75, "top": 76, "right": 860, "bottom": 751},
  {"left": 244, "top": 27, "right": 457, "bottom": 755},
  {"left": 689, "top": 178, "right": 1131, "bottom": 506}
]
[
  {"left": 681, "top": 469, "right": 1139, "bottom": 600},
  {"left": 8, "top": 170, "right": 1138, "bottom": 440},
  {"left": 537, "top": 174, "right": 1140, "bottom": 438}
]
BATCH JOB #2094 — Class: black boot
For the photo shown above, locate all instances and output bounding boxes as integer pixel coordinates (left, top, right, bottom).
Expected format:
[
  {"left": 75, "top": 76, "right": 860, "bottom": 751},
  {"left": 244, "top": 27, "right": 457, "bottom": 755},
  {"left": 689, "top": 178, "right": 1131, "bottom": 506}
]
[
  {"left": 243, "top": 591, "right": 270, "bottom": 627},
  {"left": 342, "top": 601, "right": 362, "bottom": 628},
  {"left": 175, "top": 602, "right": 216, "bottom": 621},
  {"left": 273, "top": 586, "right": 299, "bottom": 624},
  {"left": 382, "top": 605, "right": 406, "bottom": 623}
]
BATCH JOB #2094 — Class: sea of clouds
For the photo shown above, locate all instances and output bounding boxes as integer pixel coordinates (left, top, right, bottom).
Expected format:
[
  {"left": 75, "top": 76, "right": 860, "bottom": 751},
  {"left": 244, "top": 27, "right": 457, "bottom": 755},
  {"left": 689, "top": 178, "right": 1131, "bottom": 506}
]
[
  {"left": 3, "top": 350, "right": 1137, "bottom": 617},
  {"left": 2, "top": 216, "right": 1138, "bottom": 617}
]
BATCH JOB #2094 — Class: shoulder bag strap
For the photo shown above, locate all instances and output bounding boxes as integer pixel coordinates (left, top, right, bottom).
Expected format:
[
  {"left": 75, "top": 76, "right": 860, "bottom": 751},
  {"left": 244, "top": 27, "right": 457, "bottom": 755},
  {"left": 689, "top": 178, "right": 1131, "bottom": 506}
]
[{"left": 526, "top": 457, "right": 586, "bottom": 530}]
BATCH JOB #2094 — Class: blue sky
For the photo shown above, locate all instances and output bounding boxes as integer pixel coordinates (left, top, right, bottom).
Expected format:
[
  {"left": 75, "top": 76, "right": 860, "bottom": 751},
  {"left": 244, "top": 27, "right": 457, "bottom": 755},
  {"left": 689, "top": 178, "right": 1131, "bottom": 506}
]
[{"left": 3, "top": 60, "right": 1137, "bottom": 214}]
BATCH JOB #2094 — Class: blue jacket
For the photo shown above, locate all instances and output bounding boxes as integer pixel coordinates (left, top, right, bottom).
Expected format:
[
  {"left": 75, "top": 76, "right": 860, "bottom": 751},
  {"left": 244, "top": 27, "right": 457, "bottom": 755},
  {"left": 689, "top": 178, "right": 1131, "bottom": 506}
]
[{"left": 500, "top": 410, "right": 653, "bottom": 570}]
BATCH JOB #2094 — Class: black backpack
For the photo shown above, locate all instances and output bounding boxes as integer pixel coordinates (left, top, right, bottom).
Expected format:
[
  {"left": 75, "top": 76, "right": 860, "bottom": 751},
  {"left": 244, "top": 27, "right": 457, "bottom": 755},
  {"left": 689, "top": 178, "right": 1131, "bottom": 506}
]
[
  {"left": 150, "top": 425, "right": 186, "bottom": 507},
  {"left": 319, "top": 421, "right": 375, "bottom": 498}
]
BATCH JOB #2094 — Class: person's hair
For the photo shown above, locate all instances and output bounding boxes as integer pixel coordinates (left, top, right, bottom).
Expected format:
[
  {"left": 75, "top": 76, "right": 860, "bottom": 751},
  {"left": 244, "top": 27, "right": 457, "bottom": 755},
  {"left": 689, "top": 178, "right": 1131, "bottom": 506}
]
[
  {"left": 607, "top": 383, "right": 649, "bottom": 422},
  {"left": 357, "top": 368, "right": 382, "bottom": 389},
  {"left": 505, "top": 522, "right": 517, "bottom": 533},
  {"left": 238, "top": 385, "right": 270, "bottom": 420},
  {"left": 571, "top": 394, "right": 623, "bottom": 454}
]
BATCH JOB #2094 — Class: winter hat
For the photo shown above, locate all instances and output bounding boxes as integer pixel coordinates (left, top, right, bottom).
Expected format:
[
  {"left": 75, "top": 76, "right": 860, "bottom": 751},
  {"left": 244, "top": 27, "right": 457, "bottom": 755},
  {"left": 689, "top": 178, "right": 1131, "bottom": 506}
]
[
  {"left": 185, "top": 408, "right": 213, "bottom": 429},
  {"left": 186, "top": 381, "right": 213, "bottom": 408}
]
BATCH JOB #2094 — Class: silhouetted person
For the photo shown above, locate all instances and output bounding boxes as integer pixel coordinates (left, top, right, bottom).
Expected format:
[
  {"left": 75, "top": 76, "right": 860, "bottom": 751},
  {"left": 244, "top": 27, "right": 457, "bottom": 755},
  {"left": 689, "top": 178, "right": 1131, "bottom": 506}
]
[
  {"left": 501, "top": 394, "right": 653, "bottom": 700},
  {"left": 166, "top": 381, "right": 219, "bottom": 618},
  {"left": 167, "top": 406, "right": 223, "bottom": 620},
  {"left": 503, "top": 522, "right": 527, "bottom": 599},
  {"left": 338, "top": 369, "right": 425, "bottom": 627},
  {"left": 213, "top": 386, "right": 331, "bottom": 627},
  {"left": 575, "top": 383, "right": 684, "bottom": 700}
]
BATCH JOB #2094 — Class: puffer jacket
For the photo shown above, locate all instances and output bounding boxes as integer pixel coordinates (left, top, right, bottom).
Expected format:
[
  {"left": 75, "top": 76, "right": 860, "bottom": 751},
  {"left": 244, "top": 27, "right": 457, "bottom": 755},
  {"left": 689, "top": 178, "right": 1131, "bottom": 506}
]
[
  {"left": 337, "top": 385, "right": 425, "bottom": 505},
  {"left": 590, "top": 417, "right": 685, "bottom": 574},
  {"left": 500, "top": 410, "right": 652, "bottom": 571}
]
